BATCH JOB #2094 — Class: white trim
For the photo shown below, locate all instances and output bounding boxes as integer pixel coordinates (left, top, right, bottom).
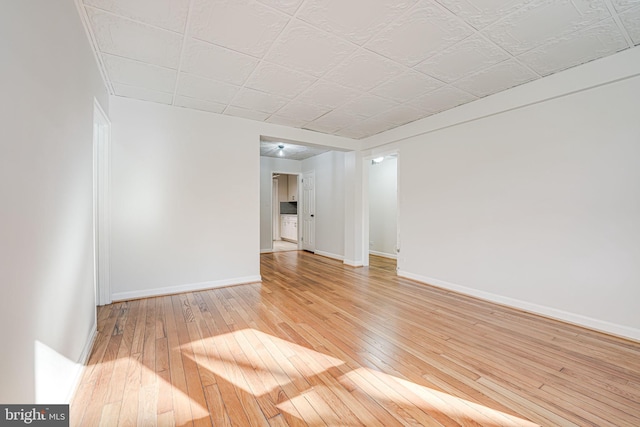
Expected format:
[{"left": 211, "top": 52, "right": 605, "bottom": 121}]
[
  {"left": 93, "top": 99, "right": 112, "bottom": 306},
  {"left": 111, "top": 275, "right": 262, "bottom": 301},
  {"left": 362, "top": 156, "right": 370, "bottom": 268},
  {"left": 344, "top": 259, "right": 364, "bottom": 267},
  {"left": 269, "top": 170, "right": 302, "bottom": 254},
  {"left": 397, "top": 270, "right": 640, "bottom": 342},
  {"left": 64, "top": 323, "right": 98, "bottom": 404},
  {"left": 302, "top": 170, "right": 316, "bottom": 252},
  {"left": 272, "top": 176, "right": 278, "bottom": 242},
  {"left": 369, "top": 250, "right": 397, "bottom": 260},
  {"left": 315, "top": 250, "right": 344, "bottom": 261}
]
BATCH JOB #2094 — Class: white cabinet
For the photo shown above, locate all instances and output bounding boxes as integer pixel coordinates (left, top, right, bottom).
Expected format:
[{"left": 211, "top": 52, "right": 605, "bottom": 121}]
[
  {"left": 287, "top": 175, "right": 298, "bottom": 201},
  {"left": 280, "top": 215, "right": 297, "bottom": 242}
]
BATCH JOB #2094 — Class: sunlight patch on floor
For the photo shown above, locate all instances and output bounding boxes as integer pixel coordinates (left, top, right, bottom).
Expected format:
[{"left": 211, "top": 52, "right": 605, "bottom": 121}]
[
  {"left": 179, "top": 328, "right": 539, "bottom": 426},
  {"left": 343, "top": 367, "right": 540, "bottom": 427},
  {"left": 181, "top": 328, "right": 344, "bottom": 395}
]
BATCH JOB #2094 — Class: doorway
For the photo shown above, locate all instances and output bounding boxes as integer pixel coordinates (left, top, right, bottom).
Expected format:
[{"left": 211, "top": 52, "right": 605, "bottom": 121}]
[
  {"left": 364, "top": 152, "right": 399, "bottom": 269},
  {"left": 272, "top": 172, "right": 300, "bottom": 252}
]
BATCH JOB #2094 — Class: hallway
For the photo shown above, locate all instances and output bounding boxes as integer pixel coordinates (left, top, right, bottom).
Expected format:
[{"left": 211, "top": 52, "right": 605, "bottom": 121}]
[{"left": 272, "top": 240, "right": 298, "bottom": 252}]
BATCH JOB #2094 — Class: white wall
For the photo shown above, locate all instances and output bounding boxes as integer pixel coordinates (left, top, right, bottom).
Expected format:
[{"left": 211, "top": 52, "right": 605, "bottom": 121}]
[
  {"left": 302, "top": 151, "right": 347, "bottom": 260},
  {"left": 110, "top": 97, "right": 262, "bottom": 298},
  {"left": 260, "top": 157, "right": 301, "bottom": 251},
  {"left": 110, "top": 97, "right": 353, "bottom": 299},
  {"left": 396, "top": 73, "right": 640, "bottom": 339},
  {"left": 0, "top": 1, "right": 108, "bottom": 403},
  {"left": 369, "top": 157, "right": 397, "bottom": 258}
]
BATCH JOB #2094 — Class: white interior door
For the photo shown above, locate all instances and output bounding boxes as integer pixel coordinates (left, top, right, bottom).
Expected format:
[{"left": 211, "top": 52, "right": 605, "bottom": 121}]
[
  {"left": 301, "top": 171, "right": 315, "bottom": 252},
  {"left": 272, "top": 177, "right": 279, "bottom": 242}
]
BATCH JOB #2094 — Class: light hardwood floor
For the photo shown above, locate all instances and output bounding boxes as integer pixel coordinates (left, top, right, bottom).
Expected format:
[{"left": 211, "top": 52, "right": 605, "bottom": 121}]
[{"left": 72, "top": 252, "right": 640, "bottom": 426}]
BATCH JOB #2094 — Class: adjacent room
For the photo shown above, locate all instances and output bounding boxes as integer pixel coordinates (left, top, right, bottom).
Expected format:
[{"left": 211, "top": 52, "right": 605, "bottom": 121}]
[{"left": 2, "top": 0, "right": 639, "bottom": 426}]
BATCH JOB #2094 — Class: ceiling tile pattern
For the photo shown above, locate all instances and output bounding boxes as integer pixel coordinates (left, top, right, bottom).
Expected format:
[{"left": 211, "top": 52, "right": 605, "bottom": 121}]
[
  {"left": 370, "top": 70, "right": 443, "bottom": 102},
  {"left": 86, "top": 7, "right": 183, "bottom": 68},
  {"left": 518, "top": 19, "right": 629, "bottom": 75},
  {"left": 245, "top": 62, "right": 317, "bottom": 98},
  {"left": 181, "top": 39, "right": 259, "bottom": 85},
  {"left": 266, "top": 115, "right": 310, "bottom": 128},
  {"left": 414, "top": 35, "right": 511, "bottom": 83},
  {"left": 103, "top": 54, "right": 177, "bottom": 93},
  {"left": 453, "top": 59, "right": 539, "bottom": 97},
  {"left": 265, "top": 21, "right": 356, "bottom": 76},
  {"left": 482, "top": 0, "right": 613, "bottom": 55},
  {"left": 177, "top": 73, "right": 240, "bottom": 104},
  {"left": 436, "top": 0, "right": 528, "bottom": 30},
  {"left": 410, "top": 86, "right": 477, "bottom": 113},
  {"left": 84, "top": 0, "right": 191, "bottom": 32},
  {"left": 256, "top": 0, "right": 305, "bottom": 16},
  {"left": 365, "top": 1, "right": 474, "bottom": 66},
  {"left": 231, "top": 88, "right": 290, "bottom": 113},
  {"left": 174, "top": 95, "right": 226, "bottom": 113},
  {"left": 223, "top": 106, "right": 271, "bottom": 121},
  {"left": 620, "top": 5, "right": 640, "bottom": 43},
  {"left": 189, "top": 0, "right": 290, "bottom": 58},
  {"left": 296, "top": 0, "right": 417, "bottom": 45},
  {"left": 323, "top": 49, "right": 406, "bottom": 91},
  {"left": 274, "top": 100, "right": 331, "bottom": 122},
  {"left": 113, "top": 83, "right": 174, "bottom": 105},
  {"left": 81, "top": 0, "right": 638, "bottom": 139}
]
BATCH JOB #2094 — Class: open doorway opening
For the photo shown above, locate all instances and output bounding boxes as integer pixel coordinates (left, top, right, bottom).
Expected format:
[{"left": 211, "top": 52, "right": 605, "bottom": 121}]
[
  {"left": 272, "top": 172, "right": 300, "bottom": 252},
  {"left": 365, "top": 152, "right": 399, "bottom": 270},
  {"left": 260, "top": 137, "right": 340, "bottom": 255}
]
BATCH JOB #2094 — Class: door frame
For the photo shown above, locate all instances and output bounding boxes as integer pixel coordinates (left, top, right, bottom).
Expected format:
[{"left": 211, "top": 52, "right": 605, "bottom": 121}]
[
  {"left": 272, "top": 176, "right": 279, "bottom": 243},
  {"left": 301, "top": 170, "right": 316, "bottom": 252},
  {"left": 93, "top": 99, "right": 111, "bottom": 306},
  {"left": 270, "top": 171, "right": 302, "bottom": 250}
]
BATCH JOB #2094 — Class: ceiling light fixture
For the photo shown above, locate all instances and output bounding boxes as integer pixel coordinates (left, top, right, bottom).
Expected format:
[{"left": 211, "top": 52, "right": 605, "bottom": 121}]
[
  {"left": 372, "top": 157, "right": 384, "bottom": 164},
  {"left": 278, "top": 143, "right": 285, "bottom": 157}
]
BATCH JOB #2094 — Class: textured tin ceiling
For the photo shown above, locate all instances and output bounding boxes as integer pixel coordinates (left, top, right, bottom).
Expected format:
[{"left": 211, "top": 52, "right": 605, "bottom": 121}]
[{"left": 78, "top": 0, "right": 639, "bottom": 139}]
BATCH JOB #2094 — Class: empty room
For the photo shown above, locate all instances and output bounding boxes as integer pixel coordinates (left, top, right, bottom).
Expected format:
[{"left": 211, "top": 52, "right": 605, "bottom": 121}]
[{"left": 2, "top": 0, "right": 639, "bottom": 426}]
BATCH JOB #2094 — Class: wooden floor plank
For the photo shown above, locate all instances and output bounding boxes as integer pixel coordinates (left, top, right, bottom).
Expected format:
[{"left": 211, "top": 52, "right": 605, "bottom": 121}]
[{"left": 71, "top": 252, "right": 640, "bottom": 426}]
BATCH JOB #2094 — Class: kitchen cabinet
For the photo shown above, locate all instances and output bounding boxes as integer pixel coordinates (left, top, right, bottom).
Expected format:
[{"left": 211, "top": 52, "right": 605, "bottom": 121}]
[
  {"left": 287, "top": 175, "right": 298, "bottom": 201},
  {"left": 280, "top": 215, "right": 297, "bottom": 242}
]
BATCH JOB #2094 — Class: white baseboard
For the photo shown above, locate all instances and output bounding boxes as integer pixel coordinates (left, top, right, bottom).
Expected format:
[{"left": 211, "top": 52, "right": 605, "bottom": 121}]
[
  {"left": 260, "top": 248, "right": 273, "bottom": 253},
  {"left": 369, "top": 250, "right": 397, "bottom": 259},
  {"left": 111, "top": 275, "right": 262, "bottom": 301},
  {"left": 315, "top": 250, "right": 344, "bottom": 261},
  {"left": 344, "top": 259, "right": 364, "bottom": 267},
  {"left": 397, "top": 270, "right": 640, "bottom": 342},
  {"left": 65, "top": 323, "right": 97, "bottom": 404}
]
